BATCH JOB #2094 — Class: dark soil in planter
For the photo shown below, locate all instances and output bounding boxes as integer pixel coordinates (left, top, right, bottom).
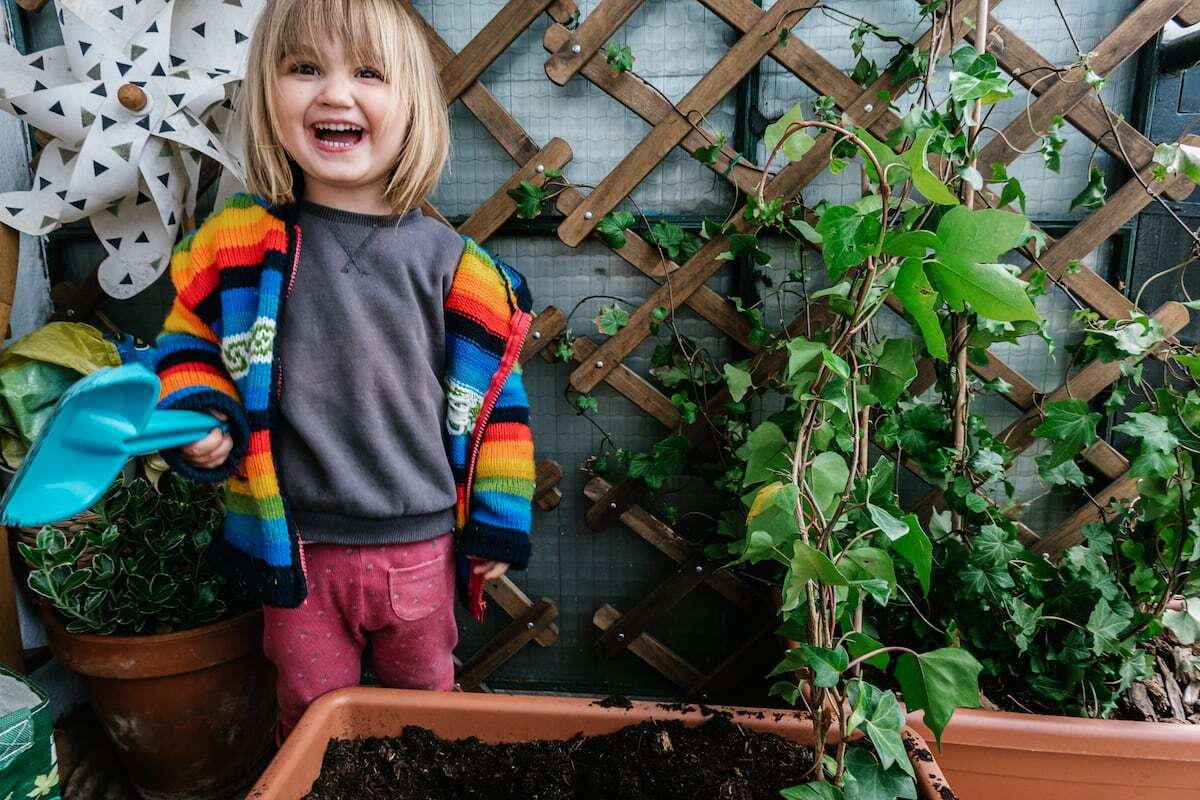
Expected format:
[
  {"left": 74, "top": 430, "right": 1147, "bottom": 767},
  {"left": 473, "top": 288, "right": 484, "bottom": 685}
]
[{"left": 302, "top": 713, "right": 819, "bottom": 800}]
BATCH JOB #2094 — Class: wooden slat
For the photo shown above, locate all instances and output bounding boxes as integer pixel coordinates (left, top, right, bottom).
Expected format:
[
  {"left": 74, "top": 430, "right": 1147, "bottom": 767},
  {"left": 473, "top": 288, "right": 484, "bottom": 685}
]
[
  {"left": 0, "top": 224, "right": 17, "bottom": 340},
  {"left": 534, "top": 459, "right": 564, "bottom": 511},
  {"left": 458, "top": 138, "right": 573, "bottom": 243},
  {"left": 567, "top": 0, "right": 988, "bottom": 393},
  {"left": 545, "top": 0, "right": 644, "bottom": 86},
  {"left": 0, "top": 528, "right": 24, "bottom": 673},
  {"left": 544, "top": 23, "right": 764, "bottom": 196},
  {"left": 978, "top": 0, "right": 1191, "bottom": 168},
  {"left": 681, "top": 620, "right": 775, "bottom": 701},
  {"left": 584, "top": 477, "right": 767, "bottom": 615},
  {"left": 1176, "top": 0, "right": 1200, "bottom": 25},
  {"left": 594, "top": 604, "right": 703, "bottom": 688},
  {"left": 15, "top": 0, "right": 49, "bottom": 11},
  {"left": 981, "top": 18, "right": 1193, "bottom": 202},
  {"left": 571, "top": 335, "right": 682, "bottom": 429},
  {"left": 522, "top": 306, "right": 566, "bottom": 365},
  {"left": 595, "top": 556, "right": 708, "bottom": 656},
  {"left": 997, "top": 302, "right": 1188, "bottom": 459},
  {"left": 456, "top": 599, "right": 557, "bottom": 690},
  {"left": 557, "top": 0, "right": 817, "bottom": 246},
  {"left": 1032, "top": 474, "right": 1140, "bottom": 554},
  {"left": 486, "top": 576, "right": 558, "bottom": 647},
  {"left": 439, "top": 0, "right": 559, "bottom": 104}
]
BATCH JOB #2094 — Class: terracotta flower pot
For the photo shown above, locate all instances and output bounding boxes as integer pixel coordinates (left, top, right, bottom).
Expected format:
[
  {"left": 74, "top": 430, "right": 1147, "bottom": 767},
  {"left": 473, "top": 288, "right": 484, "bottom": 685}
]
[
  {"left": 907, "top": 707, "right": 1200, "bottom": 800},
  {"left": 40, "top": 607, "right": 276, "bottom": 800},
  {"left": 248, "top": 688, "right": 957, "bottom": 799}
]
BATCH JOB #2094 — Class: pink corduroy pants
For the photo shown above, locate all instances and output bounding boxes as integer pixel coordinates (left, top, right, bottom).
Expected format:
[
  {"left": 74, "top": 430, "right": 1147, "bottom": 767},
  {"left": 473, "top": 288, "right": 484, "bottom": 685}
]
[{"left": 262, "top": 533, "right": 459, "bottom": 737}]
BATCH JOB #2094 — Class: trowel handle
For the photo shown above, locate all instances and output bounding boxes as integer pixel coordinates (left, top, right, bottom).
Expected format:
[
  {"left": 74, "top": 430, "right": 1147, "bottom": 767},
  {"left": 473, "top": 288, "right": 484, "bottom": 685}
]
[{"left": 127, "top": 409, "right": 230, "bottom": 454}]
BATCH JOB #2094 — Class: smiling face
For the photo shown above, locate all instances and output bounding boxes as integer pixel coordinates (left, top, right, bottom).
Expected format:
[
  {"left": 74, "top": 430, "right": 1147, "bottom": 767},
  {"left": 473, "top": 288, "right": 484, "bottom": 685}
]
[{"left": 273, "top": 39, "right": 409, "bottom": 214}]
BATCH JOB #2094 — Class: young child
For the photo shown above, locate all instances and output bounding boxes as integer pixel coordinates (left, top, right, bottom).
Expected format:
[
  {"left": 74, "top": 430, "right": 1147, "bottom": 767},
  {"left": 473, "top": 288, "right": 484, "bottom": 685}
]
[{"left": 152, "top": 0, "right": 535, "bottom": 737}]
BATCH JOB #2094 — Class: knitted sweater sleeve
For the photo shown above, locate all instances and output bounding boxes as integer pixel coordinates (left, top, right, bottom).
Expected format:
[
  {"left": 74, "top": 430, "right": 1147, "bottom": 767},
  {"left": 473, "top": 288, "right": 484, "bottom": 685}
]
[{"left": 152, "top": 198, "right": 258, "bottom": 483}]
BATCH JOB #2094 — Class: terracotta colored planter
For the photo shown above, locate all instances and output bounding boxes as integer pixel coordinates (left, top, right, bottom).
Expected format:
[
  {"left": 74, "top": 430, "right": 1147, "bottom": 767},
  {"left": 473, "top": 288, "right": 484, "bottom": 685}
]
[
  {"left": 41, "top": 607, "right": 276, "bottom": 800},
  {"left": 907, "top": 707, "right": 1200, "bottom": 800},
  {"left": 248, "top": 688, "right": 957, "bottom": 799}
]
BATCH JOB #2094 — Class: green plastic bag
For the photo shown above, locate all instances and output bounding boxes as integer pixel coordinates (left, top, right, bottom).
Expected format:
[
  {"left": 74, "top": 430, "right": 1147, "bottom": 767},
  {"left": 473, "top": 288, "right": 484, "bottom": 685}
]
[{"left": 0, "top": 667, "right": 60, "bottom": 800}]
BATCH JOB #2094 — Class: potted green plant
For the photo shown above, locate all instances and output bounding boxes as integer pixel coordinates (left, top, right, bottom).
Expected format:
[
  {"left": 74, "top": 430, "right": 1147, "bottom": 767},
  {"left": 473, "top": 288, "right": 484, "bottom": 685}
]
[{"left": 14, "top": 473, "right": 274, "bottom": 800}]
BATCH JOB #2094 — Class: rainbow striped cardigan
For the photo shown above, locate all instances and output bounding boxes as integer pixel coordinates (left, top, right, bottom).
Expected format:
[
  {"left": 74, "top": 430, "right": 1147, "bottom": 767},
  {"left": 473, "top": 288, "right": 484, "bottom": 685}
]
[{"left": 154, "top": 193, "right": 535, "bottom": 619}]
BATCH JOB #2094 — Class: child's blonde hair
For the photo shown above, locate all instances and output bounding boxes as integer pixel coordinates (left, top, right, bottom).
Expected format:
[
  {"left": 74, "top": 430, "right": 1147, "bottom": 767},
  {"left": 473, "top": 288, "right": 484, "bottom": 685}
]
[{"left": 240, "top": 0, "right": 449, "bottom": 214}]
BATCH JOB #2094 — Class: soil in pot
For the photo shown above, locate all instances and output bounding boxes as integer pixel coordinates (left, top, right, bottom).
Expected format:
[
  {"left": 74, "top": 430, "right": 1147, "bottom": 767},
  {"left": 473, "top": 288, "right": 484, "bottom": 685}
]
[{"left": 303, "top": 712, "right": 827, "bottom": 800}]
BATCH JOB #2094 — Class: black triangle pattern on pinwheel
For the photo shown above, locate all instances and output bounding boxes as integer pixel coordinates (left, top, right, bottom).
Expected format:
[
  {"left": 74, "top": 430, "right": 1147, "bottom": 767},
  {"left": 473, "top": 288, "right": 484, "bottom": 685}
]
[
  {"left": 101, "top": 115, "right": 116, "bottom": 130},
  {"left": 135, "top": 231, "right": 149, "bottom": 243},
  {"left": 159, "top": 119, "right": 175, "bottom": 133},
  {"left": 130, "top": 44, "right": 147, "bottom": 61},
  {"left": 33, "top": 81, "right": 47, "bottom": 91},
  {"left": 131, "top": 80, "right": 146, "bottom": 87},
  {"left": 9, "top": 103, "right": 23, "bottom": 117},
  {"left": 80, "top": 41, "right": 91, "bottom": 55},
  {"left": 62, "top": 150, "right": 77, "bottom": 165},
  {"left": 37, "top": 177, "right": 50, "bottom": 189},
  {"left": 110, "top": 5, "right": 123, "bottom": 19},
  {"left": 80, "top": 109, "right": 94, "bottom": 127},
  {"left": 169, "top": 93, "right": 185, "bottom": 107},
  {"left": 87, "top": 64, "right": 101, "bottom": 80},
  {"left": 55, "top": 190, "right": 66, "bottom": 200},
  {"left": 106, "top": 237, "right": 122, "bottom": 249},
  {"left": 5, "top": 207, "right": 21, "bottom": 217},
  {"left": 151, "top": 63, "right": 166, "bottom": 77},
  {"left": 30, "top": 56, "right": 43, "bottom": 70},
  {"left": 48, "top": 100, "right": 63, "bottom": 116},
  {"left": 93, "top": 161, "right": 108, "bottom": 176},
  {"left": 157, "top": 173, "right": 170, "bottom": 187},
  {"left": 40, "top": 216, "right": 55, "bottom": 229},
  {"left": 137, "top": 116, "right": 150, "bottom": 130},
  {"left": 192, "top": 22, "right": 206, "bottom": 36},
  {"left": 69, "top": 199, "right": 87, "bottom": 210},
  {"left": 224, "top": 0, "right": 242, "bottom": 5},
  {"left": 234, "top": 30, "right": 248, "bottom": 44},
  {"left": 119, "top": 273, "right": 133, "bottom": 285},
  {"left": 147, "top": 20, "right": 158, "bottom": 33},
  {"left": 170, "top": 55, "right": 184, "bottom": 67},
  {"left": 168, "top": 211, "right": 176, "bottom": 226},
  {"left": 91, "top": 83, "right": 107, "bottom": 96},
  {"left": 137, "top": 191, "right": 151, "bottom": 205},
  {"left": 116, "top": 62, "right": 132, "bottom": 76}
]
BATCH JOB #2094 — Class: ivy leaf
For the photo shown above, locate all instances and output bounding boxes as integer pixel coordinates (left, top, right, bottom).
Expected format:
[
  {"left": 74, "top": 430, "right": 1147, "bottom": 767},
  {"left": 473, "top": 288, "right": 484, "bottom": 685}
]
[
  {"left": 1130, "top": 448, "right": 1177, "bottom": 479},
  {"left": 892, "top": 514, "right": 932, "bottom": 595},
  {"left": 801, "top": 644, "right": 849, "bottom": 687},
  {"left": 593, "top": 303, "right": 630, "bottom": 335},
  {"left": 786, "top": 338, "right": 826, "bottom": 379},
  {"left": 893, "top": 258, "right": 947, "bottom": 360},
  {"left": 790, "top": 541, "right": 850, "bottom": 587},
  {"left": 781, "top": 784, "right": 844, "bottom": 800},
  {"left": 723, "top": 363, "right": 753, "bottom": 402},
  {"left": 765, "top": 100, "right": 816, "bottom": 162},
  {"left": 1032, "top": 399, "right": 1101, "bottom": 468},
  {"left": 1114, "top": 412, "right": 1178, "bottom": 453},
  {"left": 574, "top": 394, "right": 598, "bottom": 413},
  {"left": 842, "top": 748, "right": 918, "bottom": 800},
  {"left": 816, "top": 205, "right": 881, "bottom": 279},
  {"left": 870, "top": 338, "right": 917, "bottom": 407},
  {"left": 507, "top": 179, "right": 548, "bottom": 219},
  {"left": 744, "top": 482, "right": 801, "bottom": 562},
  {"left": 902, "top": 128, "right": 958, "bottom": 205},
  {"left": 1069, "top": 166, "right": 1107, "bottom": 211},
  {"left": 1163, "top": 599, "right": 1200, "bottom": 645},
  {"left": 809, "top": 451, "right": 849, "bottom": 518},
  {"left": 926, "top": 254, "right": 1039, "bottom": 323},
  {"left": 743, "top": 421, "right": 791, "bottom": 487},
  {"left": 973, "top": 524, "right": 1024, "bottom": 568},
  {"left": 867, "top": 504, "right": 909, "bottom": 539},
  {"left": 1087, "top": 597, "right": 1130, "bottom": 655},
  {"left": 882, "top": 230, "right": 938, "bottom": 258},
  {"left": 596, "top": 210, "right": 635, "bottom": 249},
  {"left": 856, "top": 127, "right": 910, "bottom": 185},
  {"left": 1152, "top": 142, "right": 1200, "bottom": 184},
  {"left": 1041, "top": 115, "right": 1066, "bottom": 173},
  {"left": 935, "top": 205, "right": 1029, "bottom": 263},
  {"left": 605, "top": 43, "right": 634, "bottom": 74},
  {"left": 948, "top": 49, "right": 1013, "bottom": 106},
  {"left": 895, "top": 648, "right": 983, "bottom": 746},
  {"left": 845, "top": 632, "right": 890, "bottom": 670}
]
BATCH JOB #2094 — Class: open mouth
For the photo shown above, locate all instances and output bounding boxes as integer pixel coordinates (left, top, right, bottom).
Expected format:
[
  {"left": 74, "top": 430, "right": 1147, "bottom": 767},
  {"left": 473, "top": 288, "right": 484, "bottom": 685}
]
[{"left": 311, "top": 122, "right": 365, "bottom": 151}]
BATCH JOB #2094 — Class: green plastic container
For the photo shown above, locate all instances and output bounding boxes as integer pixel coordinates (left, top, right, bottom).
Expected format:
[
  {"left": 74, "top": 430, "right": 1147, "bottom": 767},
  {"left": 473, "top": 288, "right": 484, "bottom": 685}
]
[{"left": 0, "top": 666, "right": 60, "bottom": 800}]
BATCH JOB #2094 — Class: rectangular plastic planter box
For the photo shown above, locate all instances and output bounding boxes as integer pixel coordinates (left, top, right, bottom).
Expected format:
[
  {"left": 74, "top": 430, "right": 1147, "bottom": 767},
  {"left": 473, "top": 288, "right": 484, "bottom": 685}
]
[{"left": 249, "top": 688, "right": 956, "bottom": 799}]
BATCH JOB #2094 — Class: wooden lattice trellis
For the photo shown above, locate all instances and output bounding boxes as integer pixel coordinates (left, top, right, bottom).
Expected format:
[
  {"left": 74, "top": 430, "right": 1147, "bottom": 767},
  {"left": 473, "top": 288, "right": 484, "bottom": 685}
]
[{"left": 517, "top": 0, "right": 1200, "bottom": 694}]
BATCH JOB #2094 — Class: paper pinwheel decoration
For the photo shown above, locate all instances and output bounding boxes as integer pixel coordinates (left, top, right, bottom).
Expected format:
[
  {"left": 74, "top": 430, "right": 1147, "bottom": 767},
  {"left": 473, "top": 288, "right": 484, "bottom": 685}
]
[{"left": 0, "top": 0, "right": 264, "bottom": 298}]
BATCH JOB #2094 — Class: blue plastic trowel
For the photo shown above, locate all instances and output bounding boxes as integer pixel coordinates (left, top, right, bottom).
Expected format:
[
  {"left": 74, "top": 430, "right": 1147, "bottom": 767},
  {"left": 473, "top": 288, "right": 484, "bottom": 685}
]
[{"left": 1, "top": 364, "right": 225, "bottom": 527}]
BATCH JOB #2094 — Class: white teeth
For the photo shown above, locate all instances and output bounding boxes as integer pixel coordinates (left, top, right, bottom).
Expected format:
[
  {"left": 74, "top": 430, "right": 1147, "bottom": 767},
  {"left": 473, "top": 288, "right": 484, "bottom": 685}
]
[{"left": 313, "top": 122, "right": 362, "bottom": 132}]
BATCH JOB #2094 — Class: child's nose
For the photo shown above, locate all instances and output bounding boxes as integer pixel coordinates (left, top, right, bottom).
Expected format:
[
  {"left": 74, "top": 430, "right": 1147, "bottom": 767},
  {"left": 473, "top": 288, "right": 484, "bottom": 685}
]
[{"left": 318, "top": 76, "right": 354, "bottom": 106}]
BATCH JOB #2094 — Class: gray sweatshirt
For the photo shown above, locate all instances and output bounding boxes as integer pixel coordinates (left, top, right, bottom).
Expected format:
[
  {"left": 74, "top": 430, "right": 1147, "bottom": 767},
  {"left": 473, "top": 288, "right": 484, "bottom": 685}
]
[{"left": 273, "top": 200, "right": 466, "bottom": 545}]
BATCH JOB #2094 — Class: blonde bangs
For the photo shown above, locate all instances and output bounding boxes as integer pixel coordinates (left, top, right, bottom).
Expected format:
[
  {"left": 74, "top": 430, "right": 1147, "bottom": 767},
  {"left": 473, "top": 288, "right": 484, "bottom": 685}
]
[{"left": 240, "top": 0, "right": 449, "bottom": 213}]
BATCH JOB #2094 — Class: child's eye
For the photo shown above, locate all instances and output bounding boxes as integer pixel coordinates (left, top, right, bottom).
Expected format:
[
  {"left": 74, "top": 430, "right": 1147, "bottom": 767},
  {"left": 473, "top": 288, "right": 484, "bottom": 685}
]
[
  {"left": 291, "top": 62, "right": 319, "bottom": 76},
  {"left": 357, "top": 68, "right": 384, "bottom": 81}
]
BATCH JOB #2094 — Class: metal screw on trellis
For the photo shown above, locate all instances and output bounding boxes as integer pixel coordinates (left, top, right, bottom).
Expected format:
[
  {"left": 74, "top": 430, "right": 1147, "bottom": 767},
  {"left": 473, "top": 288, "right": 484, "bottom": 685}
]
[
  {"left": 583, "top": 211, "right": 593, "bottom": 220},
  {"left": 608, "top": 502, "right": 617, "bottom": 510},
  {"left": 532, "top": 330, "right": 541, "bottom": 339},
  {"left": 595, "top": 359, "right": 604, "bottom": 368},
  {"left": 570, "top": 43, "right": 582, "bottom": 54},
  {"left": 616, "top": 633, "right": 625, "bottom": 641},
  {"left": 536, "top": 164, "right": 545, "bottom": 173},
  {"left": 863, "top": 103, "right": 873, "bottom": 113},
  {"left": 526, "top": 621, "right": 535, "bottom": 630},
  {"left": 695, "top": 565, "right": 703, "bottom": 574}
]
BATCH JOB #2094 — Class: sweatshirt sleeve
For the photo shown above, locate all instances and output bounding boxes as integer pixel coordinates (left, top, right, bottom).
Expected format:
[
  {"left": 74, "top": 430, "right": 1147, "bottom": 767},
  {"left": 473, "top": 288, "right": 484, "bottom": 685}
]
[{"left": 153, "top": 208, "right": 252, "bottom": 483}]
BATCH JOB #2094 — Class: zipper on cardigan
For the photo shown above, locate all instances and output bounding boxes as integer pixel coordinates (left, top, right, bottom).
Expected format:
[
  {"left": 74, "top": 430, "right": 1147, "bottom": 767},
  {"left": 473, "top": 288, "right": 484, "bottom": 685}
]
[
  {"left": 275, "top": 223, "right": 309, "bottom": 593},
  {"left": 462, "top": 309, "right": 534, "bottom": 517}
]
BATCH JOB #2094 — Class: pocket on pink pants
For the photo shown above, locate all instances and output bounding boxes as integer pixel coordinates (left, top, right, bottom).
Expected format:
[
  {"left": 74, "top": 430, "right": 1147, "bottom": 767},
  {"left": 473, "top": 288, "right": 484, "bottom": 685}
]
[{"left": 388, "top": 556, "right": 449, "bottom": 621}]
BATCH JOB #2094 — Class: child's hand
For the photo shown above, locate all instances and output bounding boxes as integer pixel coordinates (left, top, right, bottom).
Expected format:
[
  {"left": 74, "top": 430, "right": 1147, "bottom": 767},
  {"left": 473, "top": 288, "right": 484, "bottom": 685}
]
[
  {"left": 180, "top": 410, "right": 233, "bottom": 469},
  {"left": 471, "top": 560, "right": 510, "bottom": 581}
]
